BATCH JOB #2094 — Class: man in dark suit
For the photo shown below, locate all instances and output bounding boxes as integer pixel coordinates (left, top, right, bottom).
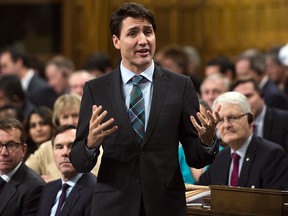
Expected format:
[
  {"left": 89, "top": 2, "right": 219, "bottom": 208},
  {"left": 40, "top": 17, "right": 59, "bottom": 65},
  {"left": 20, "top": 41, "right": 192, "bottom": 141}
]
[
  {"left": 0, "top": 47, "right": 58, "bottom": 109},
  {"left": 197, "top": 92, "right": 288, "bottom": 190},
  {"left": 231, "top": 78, "right": 288, "bottom": 152},
  {"left": 37, "top": 125, "right": 96, "bottom": 216},
  {"left": 70, "top": 2, "right": 220, "bottom": 216},
  {"left": 0, "top": 118, "right": 45, "bottom": 215}
]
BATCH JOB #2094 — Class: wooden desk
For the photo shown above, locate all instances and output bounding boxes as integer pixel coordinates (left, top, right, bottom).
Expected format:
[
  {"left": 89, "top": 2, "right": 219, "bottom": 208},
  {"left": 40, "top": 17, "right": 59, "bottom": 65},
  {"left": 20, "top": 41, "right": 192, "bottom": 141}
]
[{"left": 187, "top": 186, "right": 288, "bottom": 216}]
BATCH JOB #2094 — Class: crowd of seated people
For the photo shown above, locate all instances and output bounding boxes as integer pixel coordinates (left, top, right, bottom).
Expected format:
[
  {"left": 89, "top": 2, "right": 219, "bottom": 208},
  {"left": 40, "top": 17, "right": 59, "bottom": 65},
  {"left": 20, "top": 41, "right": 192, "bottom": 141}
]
[{"left": 1, "top": 42, "right": 288, "bottom": 214}]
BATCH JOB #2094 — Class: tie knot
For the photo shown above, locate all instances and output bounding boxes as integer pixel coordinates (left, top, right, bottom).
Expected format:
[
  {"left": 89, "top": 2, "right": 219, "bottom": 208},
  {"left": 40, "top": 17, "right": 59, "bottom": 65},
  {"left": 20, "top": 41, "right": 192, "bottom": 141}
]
[
  {"left": 232, "top": 153, "right": 240, "bottom": 161},
  {"left": 131, "top": 75, "right": 144, "bottom": 85},
  {"left": 62, "top": 183, "right": 70, "bottom": 192}
]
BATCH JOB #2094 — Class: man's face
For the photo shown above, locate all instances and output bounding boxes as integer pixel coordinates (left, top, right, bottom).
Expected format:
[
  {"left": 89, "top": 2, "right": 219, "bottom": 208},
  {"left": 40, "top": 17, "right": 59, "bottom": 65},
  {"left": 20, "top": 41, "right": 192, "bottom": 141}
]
[
  {"left": 232, "top": 82, "right": 264, "bottom": 118},
  {"left": 236, "top": 59, "right": 252, "bottom": 79},
  {"left": 217, "top": 104, "right": 251, "bottom": 150},
  {"left": 205, "top": 65, "right": 220, "bottom": 77},
  {"left": 45, "top": 64, "right": 69, "bottom": 94},
  {"left": 53, "top": 128, "right": 77, "bottom": 178},
  {"left": 68, "top": 73, "right": 93, "bottom": 96},
  {"left": 0, "top": 128, "right": 26, "bottom": 174},
  {"left": 201, "top": 79, "right": 227, "bottom": 107},
  {"left": 112, "top": 17, "right": 156, "bottom": 74},
  {"left": 0, "top": 52, "right": 19, "bottom": 75},
  {"left": 265, "top": 57, "right": 285, "bottom": 83}
]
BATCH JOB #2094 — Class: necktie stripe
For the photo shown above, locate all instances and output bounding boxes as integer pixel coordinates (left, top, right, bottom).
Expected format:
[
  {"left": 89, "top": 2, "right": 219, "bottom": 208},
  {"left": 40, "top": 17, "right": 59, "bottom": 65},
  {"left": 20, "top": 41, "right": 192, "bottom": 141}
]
[{"left": 128, "top": 75, "right": 145, "bottom": 143}]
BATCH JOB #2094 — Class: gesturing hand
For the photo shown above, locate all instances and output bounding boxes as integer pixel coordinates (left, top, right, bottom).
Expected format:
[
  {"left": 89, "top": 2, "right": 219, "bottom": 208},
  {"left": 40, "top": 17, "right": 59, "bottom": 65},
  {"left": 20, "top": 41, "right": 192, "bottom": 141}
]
[
  {"left": 190, "top": 104, "right": 221, "bottom": 145},
  {"left": 86, "top": 105, "right": 118, "bottom": 149}
]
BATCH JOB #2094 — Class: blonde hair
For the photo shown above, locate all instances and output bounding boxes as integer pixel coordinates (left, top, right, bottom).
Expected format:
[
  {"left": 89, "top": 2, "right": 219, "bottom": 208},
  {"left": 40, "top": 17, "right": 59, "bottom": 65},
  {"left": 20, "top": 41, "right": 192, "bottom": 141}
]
[{"left": 52, "top": 94, "right": 81, "bottom": 127}]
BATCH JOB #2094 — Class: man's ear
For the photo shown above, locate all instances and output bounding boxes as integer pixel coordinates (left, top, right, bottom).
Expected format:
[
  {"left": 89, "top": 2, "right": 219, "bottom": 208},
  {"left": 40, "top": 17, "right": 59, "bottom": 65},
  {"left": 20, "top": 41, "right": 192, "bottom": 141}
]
[{"left": 112, "top": 35, "right": 120, "bottom": 50}]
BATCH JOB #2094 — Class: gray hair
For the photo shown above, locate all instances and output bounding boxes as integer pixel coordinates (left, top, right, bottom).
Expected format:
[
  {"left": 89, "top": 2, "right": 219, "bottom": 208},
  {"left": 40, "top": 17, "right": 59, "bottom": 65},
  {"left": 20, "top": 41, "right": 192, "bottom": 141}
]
[
  {"left": 200, "top": 74, "right": 231, "bottom": 93},
  {"left": 212, "top": 91, "right": 251, "bottom": 113}
]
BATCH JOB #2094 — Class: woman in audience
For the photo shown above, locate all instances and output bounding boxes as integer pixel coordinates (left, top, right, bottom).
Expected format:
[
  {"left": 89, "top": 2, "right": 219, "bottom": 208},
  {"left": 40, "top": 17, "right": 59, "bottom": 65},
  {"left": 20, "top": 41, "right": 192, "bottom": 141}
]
[
  {"left": 24, "top": 106, "right": 53, "bottom": 161},
  {"left": 25, "top": 93, "right": 102, "bottom": 182}
]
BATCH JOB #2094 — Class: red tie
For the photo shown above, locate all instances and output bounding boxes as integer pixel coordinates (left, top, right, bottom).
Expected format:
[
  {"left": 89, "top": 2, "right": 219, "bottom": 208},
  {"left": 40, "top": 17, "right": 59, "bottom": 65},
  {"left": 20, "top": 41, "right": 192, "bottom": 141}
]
[{"left": 230, "top": 153, "right": 240, "bottom": 187}]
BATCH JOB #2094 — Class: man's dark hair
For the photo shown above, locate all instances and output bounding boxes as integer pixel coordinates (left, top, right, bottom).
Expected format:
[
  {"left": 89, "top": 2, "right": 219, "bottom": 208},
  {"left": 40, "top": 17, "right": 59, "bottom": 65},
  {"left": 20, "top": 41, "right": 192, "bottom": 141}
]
[
  {"left": 0, "top": 74, "right": 26, "bottom": 103},
  {"left": 51, "top": 124, "right": 76, "bottom": 145},
  {"left": 0, "top": 118, "right": 26, "bottom": 143},
  {"left": 0, "top": 47, "right": 31, "bottom": 68},
  {"left": 83, "top": 52, "right": 112, "bottom": 73},
  {"left": 207, "top": 55, "right": 235, "bottom": 79},
  {"left": 110, "top": 2, "right": 157, "bottom": 38},
  {"left": 230, "top": 78, "right": 263, "bottom": 96}
]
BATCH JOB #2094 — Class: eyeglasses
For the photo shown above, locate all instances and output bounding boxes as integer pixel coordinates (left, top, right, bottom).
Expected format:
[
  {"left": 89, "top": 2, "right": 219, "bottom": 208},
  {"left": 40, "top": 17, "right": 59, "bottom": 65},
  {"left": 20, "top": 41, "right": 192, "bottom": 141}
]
[
  {"left": 218, "top": 113, "right": 249, "bottom": 126},
  {"left": 0, "top": 141, "right": 22, "bottom": 152}
]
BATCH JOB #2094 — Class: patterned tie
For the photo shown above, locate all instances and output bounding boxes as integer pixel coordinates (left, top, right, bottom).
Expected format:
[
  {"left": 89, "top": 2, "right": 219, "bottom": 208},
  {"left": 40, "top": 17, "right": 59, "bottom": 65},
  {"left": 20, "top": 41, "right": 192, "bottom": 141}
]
[
  {"left": 55, "top": 183, "right": 70, "bottom": 216},
  {"left": 0, "top": 177, "right": 6, "bottom": 191},
  {"left": 128, "top": 75, "right": 145, "bottom": 143},
  {"left": 230, "top": 153, "right": 240, "bottom": 187}
]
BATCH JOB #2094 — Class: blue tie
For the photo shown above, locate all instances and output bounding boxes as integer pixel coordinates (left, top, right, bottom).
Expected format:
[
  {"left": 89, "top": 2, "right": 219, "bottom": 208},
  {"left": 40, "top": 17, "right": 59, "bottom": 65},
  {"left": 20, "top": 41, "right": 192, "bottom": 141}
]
[{"left": 128, "top": 75, "right": 145, "bottom": 143}]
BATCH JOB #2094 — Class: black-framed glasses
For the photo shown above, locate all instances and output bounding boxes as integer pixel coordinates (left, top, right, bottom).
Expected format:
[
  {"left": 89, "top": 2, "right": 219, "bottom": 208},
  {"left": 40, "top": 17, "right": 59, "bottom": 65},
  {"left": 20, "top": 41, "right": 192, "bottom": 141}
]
[
  {"left": 0, "top": 141, "right": 22, "bottom": 152},
  {"left": 218, "top": 113, "right": 249, "bottom": 126}
]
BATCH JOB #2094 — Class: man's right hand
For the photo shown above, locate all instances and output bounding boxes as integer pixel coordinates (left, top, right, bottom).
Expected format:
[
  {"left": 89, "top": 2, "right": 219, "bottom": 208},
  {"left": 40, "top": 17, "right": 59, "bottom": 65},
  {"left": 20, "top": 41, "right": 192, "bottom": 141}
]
[{"left": 86, "top": 105, "right": 118, "bottom": 149}]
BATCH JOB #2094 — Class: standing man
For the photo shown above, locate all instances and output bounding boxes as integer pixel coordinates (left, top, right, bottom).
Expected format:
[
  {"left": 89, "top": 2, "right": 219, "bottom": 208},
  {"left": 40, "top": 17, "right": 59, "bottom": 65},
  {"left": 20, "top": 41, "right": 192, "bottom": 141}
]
[
  {"left": 37, "top": 125, "right": 96, "bottom": 216},
  {"left": 70, "top": 2, "right": 220, "bottom": 216},
  {"left": 0, "top": 118, "right": 45, "bottom": 215}
]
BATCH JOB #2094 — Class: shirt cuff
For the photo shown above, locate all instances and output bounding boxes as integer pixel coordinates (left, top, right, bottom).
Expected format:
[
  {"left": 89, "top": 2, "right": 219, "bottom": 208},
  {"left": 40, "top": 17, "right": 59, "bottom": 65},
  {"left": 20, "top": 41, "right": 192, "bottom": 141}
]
[
  {"left": 201, "top": 136, "right": 218, "bottom": 155},
  {"left": 85, "top": 145, "right": 99, "bottom": 160}
]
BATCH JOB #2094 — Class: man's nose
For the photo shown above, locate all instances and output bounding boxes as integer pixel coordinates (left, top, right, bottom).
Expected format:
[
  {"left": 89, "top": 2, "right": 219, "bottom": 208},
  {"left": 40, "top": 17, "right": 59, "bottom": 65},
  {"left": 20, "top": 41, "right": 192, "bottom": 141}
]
[{"left": 138, "top": 33, "right": 148, "bottom": 44}]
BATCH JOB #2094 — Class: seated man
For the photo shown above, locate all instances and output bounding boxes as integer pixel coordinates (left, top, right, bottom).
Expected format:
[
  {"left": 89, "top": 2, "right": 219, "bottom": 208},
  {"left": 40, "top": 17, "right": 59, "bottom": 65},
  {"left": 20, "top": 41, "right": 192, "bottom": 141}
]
[
  {"left": 37, "top": 125, "right": 96, "bottom": 216},
  {"left": 196, "top": 92, "right": 288, "bottom": 190},
  {"left": 0, "top": 118, "right": 45, "bottom": 215}
]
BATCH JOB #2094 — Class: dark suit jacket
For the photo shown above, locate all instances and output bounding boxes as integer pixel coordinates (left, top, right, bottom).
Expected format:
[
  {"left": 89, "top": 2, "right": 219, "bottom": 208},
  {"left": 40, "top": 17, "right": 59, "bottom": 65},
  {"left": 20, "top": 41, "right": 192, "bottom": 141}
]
[
  {"left": 0, "top": 163, "right": 45, "bottom": 216},
  {"left": 262, "top": 79, "right": 288, "bottom": 110},
  {"left": 37, "top": 172, "right": 96, "bottom": 216},
  {"left": 70, "top": 65, "right": 218, "bottom": 216},
  {"left": 27, "top": 74, "right": 58, "bottom": 109},
  {"left": 263, "top": 106, "right": 288, "bottom": 152},
  {"left": 197, "top": 135, "right": 288, "bottom": 190}
]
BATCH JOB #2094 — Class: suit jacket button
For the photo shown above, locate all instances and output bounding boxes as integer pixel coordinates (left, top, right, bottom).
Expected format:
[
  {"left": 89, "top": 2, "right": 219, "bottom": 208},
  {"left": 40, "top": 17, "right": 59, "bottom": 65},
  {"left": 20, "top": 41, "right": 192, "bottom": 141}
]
[{"left": 136, "top": 178, "right": 141, "bottom": 184}]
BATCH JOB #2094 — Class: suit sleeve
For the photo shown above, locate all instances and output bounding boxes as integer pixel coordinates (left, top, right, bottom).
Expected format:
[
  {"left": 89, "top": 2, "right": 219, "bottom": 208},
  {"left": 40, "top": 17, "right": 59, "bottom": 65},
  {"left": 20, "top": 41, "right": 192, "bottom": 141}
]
[
  {"left": 70, "top": 82, "right": 99, "bottom": 173},
  {"left": 179, "top": 76, "right": 218, "bottom": 169}
]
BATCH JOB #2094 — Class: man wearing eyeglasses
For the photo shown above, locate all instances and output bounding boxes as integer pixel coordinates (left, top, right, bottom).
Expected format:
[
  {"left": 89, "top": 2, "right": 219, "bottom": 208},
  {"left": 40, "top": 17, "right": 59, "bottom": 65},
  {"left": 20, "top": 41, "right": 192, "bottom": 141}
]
[
  {"left": 0, "top": 118, "right": 45, "bottom": 215},
  {"left": 196, "top": 91, "right": 288, "bottom": 190}
]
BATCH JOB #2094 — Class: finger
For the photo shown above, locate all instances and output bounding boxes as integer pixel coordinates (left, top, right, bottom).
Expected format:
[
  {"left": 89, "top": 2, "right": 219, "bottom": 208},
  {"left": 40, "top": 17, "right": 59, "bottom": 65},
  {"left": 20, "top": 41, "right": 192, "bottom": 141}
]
[
  {"left": 196, "top": 112, "right": 209, "bottom": 127},
  {"left": 90, "top": 105, "right": 102, "bottom": 124},
  {"left": 95, "top": 117, "right": 115, "bottom": 133},
  {"left": 190, "top": 115, "right": 204, "bottom": 132}
]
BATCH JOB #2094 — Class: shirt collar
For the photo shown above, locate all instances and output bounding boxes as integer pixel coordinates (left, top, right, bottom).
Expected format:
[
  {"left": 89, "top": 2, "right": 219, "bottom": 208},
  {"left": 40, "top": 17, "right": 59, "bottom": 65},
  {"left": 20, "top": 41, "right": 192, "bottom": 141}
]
[
  {"left": 120, "top": 61, "right": 154, "bottom": 85},
  {"left": 21, "top": 69, "right": 34, "bottom": 91},
  {"left": 62, "top": 173, "right": 83, "bottom": 187},
  {"left": 1, "top": 161, "right": 22, "bottom": 182},
  {"left": 231, "top": 134, "right": 252, "bottom": 159}
]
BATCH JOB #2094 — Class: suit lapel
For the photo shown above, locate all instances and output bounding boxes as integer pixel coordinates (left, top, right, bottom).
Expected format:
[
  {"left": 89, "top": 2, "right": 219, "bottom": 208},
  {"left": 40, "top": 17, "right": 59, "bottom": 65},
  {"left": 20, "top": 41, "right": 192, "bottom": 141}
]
[
  {"left": 143, "top": 66, "right": 168, "bottom": 145},
  {"left": 45, "top": 181, "right": 62, "bottom": 215},
  {"left": 61, "top": 174, "right": 88, "bottom": 215},
  {"left": 238, "top": 136, "right": 257, "bottom": 187},
  {"left": 109, "top": 69, "right": 137, "bottom": 141},
  {"left": 0, "top": 163, "right": 25, "bottom": 214},
  {"left": 216, "top": 148, "right": 231, "bottom": 185},
  {"left": 263, "top": 107, "right": 272, "bottom": 139}
]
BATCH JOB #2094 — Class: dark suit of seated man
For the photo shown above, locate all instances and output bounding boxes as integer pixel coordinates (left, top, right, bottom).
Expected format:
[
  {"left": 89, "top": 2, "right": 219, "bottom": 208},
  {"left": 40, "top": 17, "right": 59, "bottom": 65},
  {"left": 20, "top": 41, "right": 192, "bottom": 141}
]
[
  {"left": 0, "top": 118, "right": 45, "bottom": 215},
  {"left": 37, "top": 125, "right": 96, "bottom": 216},
  {"left": 196, "top": 92, "right": 288, "bottom": 190}
]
